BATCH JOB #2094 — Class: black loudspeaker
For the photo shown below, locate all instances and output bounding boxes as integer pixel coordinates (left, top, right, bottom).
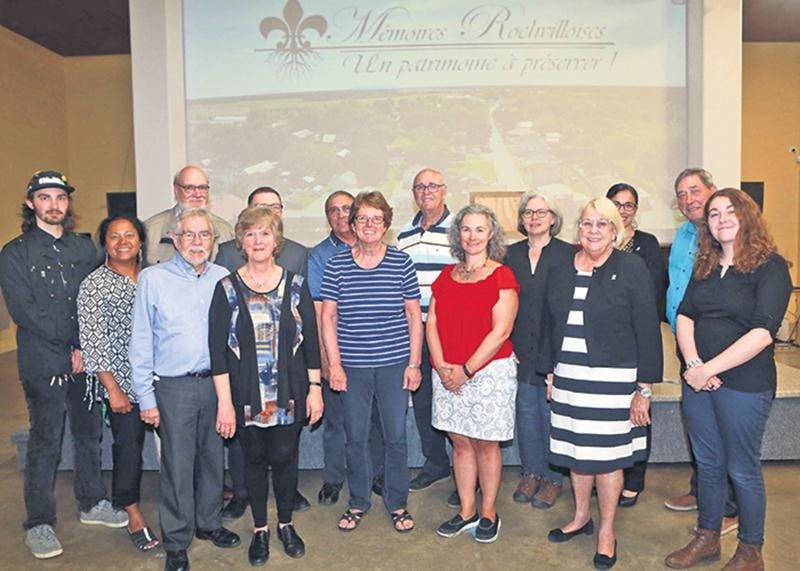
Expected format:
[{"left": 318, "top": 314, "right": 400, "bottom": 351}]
[
  {"left": 740, "top": 181, "right": 764, "bottom": 212},
  {"left": 106, "top": 192, "right": 137, "bottom": 217}
]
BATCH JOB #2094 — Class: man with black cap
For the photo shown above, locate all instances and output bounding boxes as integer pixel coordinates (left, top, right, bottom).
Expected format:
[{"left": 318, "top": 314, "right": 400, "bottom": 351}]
[{"left": 0, "top": 171, "right": 128, "bottom": 560}]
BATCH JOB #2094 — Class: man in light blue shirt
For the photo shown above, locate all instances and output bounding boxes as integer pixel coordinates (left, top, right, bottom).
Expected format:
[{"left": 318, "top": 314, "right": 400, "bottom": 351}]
[
  {"left": 663, "top": 169, "right": 738, "bottom": 533},
  {"left": 130, "top": 208, "right": 239, "bottom": 571}
]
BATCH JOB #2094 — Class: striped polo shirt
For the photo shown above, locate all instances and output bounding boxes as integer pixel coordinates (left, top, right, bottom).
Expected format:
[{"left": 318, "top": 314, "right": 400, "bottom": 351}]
[
  {"left": 396, "top": 208, "right": 455, "bottom": 318},
  {"left": 320, "top": 246, "right": 420, "bottom": 368}
]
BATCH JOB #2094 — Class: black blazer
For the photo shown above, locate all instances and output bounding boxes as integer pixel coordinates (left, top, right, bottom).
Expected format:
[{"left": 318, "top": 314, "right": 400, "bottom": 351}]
[
  {"left": 629, "top": 230, "right": 666, "bottom": 321},
  {"left": 504, "top": 237, "right": 576, "bottom": 385},
  {"left": 538, "top": 249, "right": 663, "bottom": 383},
  {"left": 209, "top": 271, "right": 321, "bottom": 425}
]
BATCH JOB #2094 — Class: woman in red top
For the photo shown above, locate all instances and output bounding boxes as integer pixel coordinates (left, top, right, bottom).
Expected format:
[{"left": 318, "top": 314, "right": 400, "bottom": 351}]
[{"left": 428, "top": 204, "right": 519, "bottom": 544}]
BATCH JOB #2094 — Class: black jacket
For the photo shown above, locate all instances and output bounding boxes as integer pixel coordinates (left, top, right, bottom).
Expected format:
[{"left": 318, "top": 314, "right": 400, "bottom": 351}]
[
  {"left": 538, "top": 249, "right": 663, "bottom": 382},
  {"left": 208, "top": 270, "right": 321, "bottom": 425},
  {"left": 628, "top": 230, "right": 667, "bottom": 321},
  {"left": 504, "top": 237, "right": 576, "bottom": 385},
  {"left": 0, "top": 227, "right": 97, "bottom": 380}
]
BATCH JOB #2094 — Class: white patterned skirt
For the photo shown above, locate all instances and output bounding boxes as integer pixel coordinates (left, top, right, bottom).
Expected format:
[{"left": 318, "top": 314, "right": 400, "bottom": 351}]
[{"left": 432, "top": 356, "right": 517, "bottom": 441}]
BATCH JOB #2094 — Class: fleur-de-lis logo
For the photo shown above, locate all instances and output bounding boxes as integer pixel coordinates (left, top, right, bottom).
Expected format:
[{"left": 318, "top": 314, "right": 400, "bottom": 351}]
[{"left": 260, "top": 0, "right": 327, "bottom": 74}]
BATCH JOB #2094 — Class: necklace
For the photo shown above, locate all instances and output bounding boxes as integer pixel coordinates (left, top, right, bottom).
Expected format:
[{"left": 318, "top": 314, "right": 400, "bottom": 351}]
[
  {"left": 244, "top": 267, "right": 271, "bottom": 290},
  {"left": 458, "top": 259, "right": 488, "bottom": 280}
]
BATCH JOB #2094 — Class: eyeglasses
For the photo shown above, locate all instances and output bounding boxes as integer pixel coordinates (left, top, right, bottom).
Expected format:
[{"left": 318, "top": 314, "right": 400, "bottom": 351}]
[
  {"left": 412, "top": 182, "right": 446, "bottom": 193},
  {"left": 354, "top": 215, "right": 385, "bottom": 226},
  {"left": 578, "top": 219, "right": 611, "bottom": 231},
  {"left": 176, "top": 183, "right": 210, "bottom": 194},
  {"left": 256, "top": 203, "right": 284, "bottom": 212},
  {"left": 612, "top": 200, "right": 638, "bottom": 213},
  {"left": 326, "top": 205, "right": 352, "bottom": 216},
  {"left": 522, "top": 208, "right": 551, "bottom": 219},
  {"left": 176, "top": 230, "right": 214, "bottom": 241}
]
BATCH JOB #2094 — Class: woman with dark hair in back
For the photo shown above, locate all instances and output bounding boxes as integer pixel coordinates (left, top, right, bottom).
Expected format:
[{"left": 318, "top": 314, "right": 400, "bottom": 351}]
[
  {"left": 77, "top": 214, "right": 159, "bottom": 552},
  {"left": 665, "top": 189, "right": 791, "bottom": 570},
  {"left": 605, "top": 183, "right": 666, "bottom": 507}
]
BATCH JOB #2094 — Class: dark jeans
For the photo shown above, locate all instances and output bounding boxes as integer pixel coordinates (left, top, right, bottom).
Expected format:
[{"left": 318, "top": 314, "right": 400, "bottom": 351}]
[
  {"left": 21, "top": 374, "right": 106, "bottom": 530},
  {"left": 410, "top": 339, "right": 450, "bottom": 479},
  {"left": 239, "top": 423, "right": 302, "bottom": 526},
  {"left": 108, "top": 402, "right": 146, "bottom": 508},
  {"left": 342, "top": 363, "right": 409, "bottom": 512},
  {"left": 515, "top": 381, "right": 563, "bottom": 484},
  {"left": 322, "top": 381, "right": 385, "bottom": 485},
  {"left": 677, "top": 347, "right": 737, "bottom": 515},
  {"left": 682, "top": 384, "right": 772, "bottom": 545},
  {"left": 155, "top": 376, "right": 223, "bottom": 551},
  {"left": 623, "top": 422, "right": 651, "bottom": 492}
]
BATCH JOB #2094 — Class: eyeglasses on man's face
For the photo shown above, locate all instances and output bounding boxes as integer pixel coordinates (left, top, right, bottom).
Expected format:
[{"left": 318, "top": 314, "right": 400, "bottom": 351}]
[
  {"left": 176, "top": 230, "right": 214, "bottom": 241},
  {"left": 176, "top": 183, "right": 210, "bottom": 194},
  {"left": 412, "top": 182, "right": 445, "bottom": 193},
  {"left": 256, "top": 203, "right": 284, "bottom": 212},
  {"left": 326, "top": 205, "right": 352, "bottom": 216}
]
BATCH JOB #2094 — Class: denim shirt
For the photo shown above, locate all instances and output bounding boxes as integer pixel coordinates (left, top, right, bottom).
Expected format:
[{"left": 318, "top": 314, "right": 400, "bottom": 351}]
[
  {"left": 666, "top": 221, "right": 697, "bottom": 331},
  {"left": 129, "top": 253, "right": 228, "bottom": 409},
  {"left": 308, "top": 232, "right": 351, "bottom": 301}
]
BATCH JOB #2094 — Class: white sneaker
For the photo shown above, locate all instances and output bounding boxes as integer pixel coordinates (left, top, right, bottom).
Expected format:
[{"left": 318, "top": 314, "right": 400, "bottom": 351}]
[
  {"left": 79, "top": 499, "right": 129, "bottom": 528},
  {"left": 25, "top": 524, "right": 63, "bottom": 559}
]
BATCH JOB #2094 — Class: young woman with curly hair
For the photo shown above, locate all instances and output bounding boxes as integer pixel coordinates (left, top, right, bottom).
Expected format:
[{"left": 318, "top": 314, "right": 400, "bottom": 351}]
[{"left": 665, "top": 189, "right": 792, "bottom": 570}]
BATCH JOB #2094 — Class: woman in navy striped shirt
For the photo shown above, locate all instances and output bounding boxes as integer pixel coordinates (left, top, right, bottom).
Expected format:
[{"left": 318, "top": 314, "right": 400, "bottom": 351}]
[{"left": 320, "top": 191, "right": 423, "bottom": 534}]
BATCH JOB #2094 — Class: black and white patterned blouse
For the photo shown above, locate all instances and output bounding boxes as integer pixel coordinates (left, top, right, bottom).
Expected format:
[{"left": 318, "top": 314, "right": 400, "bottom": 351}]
[{"left": 77, "top": 265, "right": 137, "bottom": 400}]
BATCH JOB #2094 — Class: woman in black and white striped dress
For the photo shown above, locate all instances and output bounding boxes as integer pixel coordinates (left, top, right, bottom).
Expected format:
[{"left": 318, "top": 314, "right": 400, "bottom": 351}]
[{"left": 539, "top": 198, "right": 663, "bottom": 570}]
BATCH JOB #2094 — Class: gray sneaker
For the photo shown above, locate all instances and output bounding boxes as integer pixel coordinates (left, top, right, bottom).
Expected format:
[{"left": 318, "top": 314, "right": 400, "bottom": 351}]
[
  {"left": 25, "top": 524, "right": 63, "bottom": 559},
  {"left": 79, "top": 499, "right": 129, "bottom": 528}
]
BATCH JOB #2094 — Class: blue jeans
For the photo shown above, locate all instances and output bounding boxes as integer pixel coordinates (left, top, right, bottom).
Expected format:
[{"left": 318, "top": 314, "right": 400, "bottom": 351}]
[
  {"left": 342, "top": 363, "right": 409, "bottom": 512},
  {"left": 515, "top": 381, "right": 563, "bottom": 484},
  {"left": 410, "top": 338, "right": 450, "bottom": 479},
  {"left": 322, "top": 381, "right": 385, "bottom": 485},
  {"left": 682, "top": 383, "right": 772, "bottom": 545}
]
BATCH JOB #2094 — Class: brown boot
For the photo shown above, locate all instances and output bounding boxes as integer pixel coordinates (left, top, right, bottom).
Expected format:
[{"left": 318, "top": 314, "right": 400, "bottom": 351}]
[
  {"left": 531, "top": 479, "right": 562, "bottom": 509},
  {"left": 665, "top": 528, "right": 721, "bottom": 568},
  {"left": 721, "top": 542, "right": 764, "bottom": 571},
  {"left": 512, "top": 474, "right": 540, "bottom": 502}
]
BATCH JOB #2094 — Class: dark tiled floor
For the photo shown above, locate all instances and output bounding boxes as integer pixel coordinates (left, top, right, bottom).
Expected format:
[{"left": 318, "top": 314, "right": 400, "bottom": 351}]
[{"left": 1, "top": 349, "right": 799, "bottom": 570}]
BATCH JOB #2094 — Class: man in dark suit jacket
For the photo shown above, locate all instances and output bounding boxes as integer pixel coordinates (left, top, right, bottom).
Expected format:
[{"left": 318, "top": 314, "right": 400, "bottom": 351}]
[
  {"left": 215, "top": 187, "right": 307, "bottom": 276},
  {"left": 214, "top": 186, "right": 310, "bottom": 520}
]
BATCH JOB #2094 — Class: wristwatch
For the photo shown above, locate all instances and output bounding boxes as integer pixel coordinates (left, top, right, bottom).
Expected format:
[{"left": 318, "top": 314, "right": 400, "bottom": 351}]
[{"left": 637, "top": 386, "right": 653, "bottom": 399}]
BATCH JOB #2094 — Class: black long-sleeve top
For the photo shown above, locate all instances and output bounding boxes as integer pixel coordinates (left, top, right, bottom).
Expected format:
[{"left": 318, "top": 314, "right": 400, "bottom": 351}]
[
  {"left": 504, "top": 237, "right": 576, "bottom": 386},
  {"left": 627, "top": 230, "right": 667, "bottom": 321},
  {"left": 538, "top": 248, "right": 663, "bottom": 382},
  {"left": 678, "top": 253, "right": 791, "bottom": 394},
  {"left": 0, "top": 227, "right": 97, "bottom": 380},
  {"left": 209, "top": 270, "right": 321, "bottom": 425}
]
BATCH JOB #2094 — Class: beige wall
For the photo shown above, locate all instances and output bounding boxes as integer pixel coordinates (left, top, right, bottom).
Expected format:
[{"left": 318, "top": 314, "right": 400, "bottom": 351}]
[
  {"left": 741, "top": 42, "right": 800, "bottom": 282},
  {"left": 0, "top": 26, "right": 135, "bottom": 353}
]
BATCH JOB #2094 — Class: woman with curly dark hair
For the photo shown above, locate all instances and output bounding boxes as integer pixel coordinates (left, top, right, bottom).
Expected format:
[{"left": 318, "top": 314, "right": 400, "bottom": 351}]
[{"left": 665, "top": 189, "right": 792, "bottom": 570}]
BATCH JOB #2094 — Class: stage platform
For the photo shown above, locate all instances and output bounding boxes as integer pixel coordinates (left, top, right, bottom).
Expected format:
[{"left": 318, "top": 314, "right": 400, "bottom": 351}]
[{"left": 11, "top": 326, "right": 800, "bottom": 470}]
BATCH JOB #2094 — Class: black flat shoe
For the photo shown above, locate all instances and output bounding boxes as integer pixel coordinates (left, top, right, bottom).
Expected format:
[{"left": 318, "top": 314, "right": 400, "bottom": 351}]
[
  {"left": 293, "top": 490, "right": 311, "bottom": 512},
  {"left": 195, "top": 527, "right": 241, "bottom": 548},
  {"left": 372, "top": 474, "right": 384, "bottom": 497},
  {"left": 248, "top": 530, "right": 269, "bottom": 567},
  {"left": 618, "top": 492, "right": 640, "bottom": 508},
  {"left": 222, "top": 497, "right": 249, "bottom": 521},
  {"left": 548, "top": 519, "right": 594, "bottom": 543},
  {"left": 593, "top": 540, "right": 618, "bottom": 569},
  {"left": 165, "top": 549, "right": 190, "bottom": 571},
  {"left": 318, "top": 482, "right": 342, "bottom": 505},
  {"left": 278, "top": 524, "right": 305, "bottom": 558}
]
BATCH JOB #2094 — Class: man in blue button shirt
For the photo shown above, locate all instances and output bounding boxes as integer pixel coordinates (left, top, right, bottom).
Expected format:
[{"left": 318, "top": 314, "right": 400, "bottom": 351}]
[
  {"left": 663, "top": 169, "right": 738, "bottom": 535},
  {"left": 131, "top": 208, "right": 239, "bottom": 571}
]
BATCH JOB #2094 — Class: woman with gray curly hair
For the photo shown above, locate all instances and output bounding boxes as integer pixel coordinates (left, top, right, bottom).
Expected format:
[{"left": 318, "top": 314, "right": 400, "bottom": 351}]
[{"left": 428, "top": 204, "right": 519, "bottom": 544}]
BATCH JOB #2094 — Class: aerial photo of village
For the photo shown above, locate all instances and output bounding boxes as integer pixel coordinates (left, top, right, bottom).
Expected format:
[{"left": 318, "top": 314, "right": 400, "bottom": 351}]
[{"left": 186, "top": 85, "right": 687, "bottom": 245}]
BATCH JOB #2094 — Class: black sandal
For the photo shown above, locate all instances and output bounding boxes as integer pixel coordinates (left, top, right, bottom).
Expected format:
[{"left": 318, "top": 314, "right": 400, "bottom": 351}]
[
  {"left": 128, "top": 526, "right": 160, "bottom": 551},
  {"left": 338, "top": 509, "right": 365, "bottom": 532},
  {"left": 390, "top": 509, "right": 415, "bottom": 533}
]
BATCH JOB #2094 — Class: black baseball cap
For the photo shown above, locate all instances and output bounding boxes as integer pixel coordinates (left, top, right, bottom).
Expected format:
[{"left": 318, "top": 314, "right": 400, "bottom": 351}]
[{"left": 26, "top": 170, "right": 75, "bottom": 195}]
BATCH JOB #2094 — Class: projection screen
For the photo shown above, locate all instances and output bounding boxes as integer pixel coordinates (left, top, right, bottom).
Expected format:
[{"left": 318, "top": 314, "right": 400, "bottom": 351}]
[{"left": 181, "top": 0, "right": 688, "bottom": 244}]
